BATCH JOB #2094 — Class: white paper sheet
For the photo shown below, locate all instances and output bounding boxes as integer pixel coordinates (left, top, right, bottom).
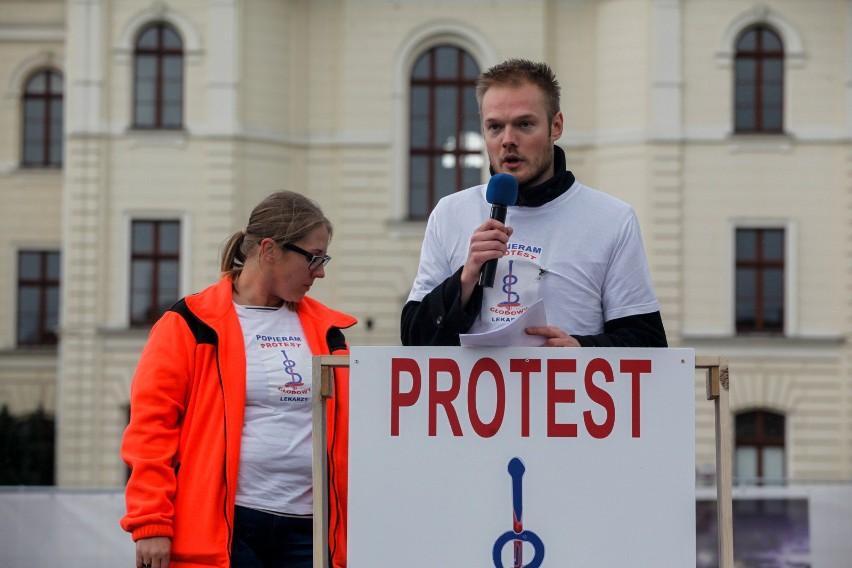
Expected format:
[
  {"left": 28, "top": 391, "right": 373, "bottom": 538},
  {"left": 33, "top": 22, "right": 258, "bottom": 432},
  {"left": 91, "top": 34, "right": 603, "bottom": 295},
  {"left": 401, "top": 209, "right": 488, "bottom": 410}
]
[{"left": 459, "top": 299, "right": 548, "bottom": 347}]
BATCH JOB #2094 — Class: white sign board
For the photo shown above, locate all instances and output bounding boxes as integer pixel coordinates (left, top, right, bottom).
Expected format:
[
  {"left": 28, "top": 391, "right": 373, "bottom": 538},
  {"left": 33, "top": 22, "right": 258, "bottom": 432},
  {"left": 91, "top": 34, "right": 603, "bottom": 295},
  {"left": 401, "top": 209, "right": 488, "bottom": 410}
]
[{"left": 347, "top": 347, "right": 696, "bottom": 567}]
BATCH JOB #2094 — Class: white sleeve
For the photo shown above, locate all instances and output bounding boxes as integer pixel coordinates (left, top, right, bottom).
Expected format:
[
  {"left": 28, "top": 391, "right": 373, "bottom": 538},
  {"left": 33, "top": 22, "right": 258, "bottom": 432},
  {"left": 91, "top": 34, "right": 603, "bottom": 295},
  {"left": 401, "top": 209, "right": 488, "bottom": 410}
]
[
  {"left": 406, "top": 206, "right": 456, "bottom": 303},
  {"left": 601, "top": 211, "right": 661, "bottom": 321}
]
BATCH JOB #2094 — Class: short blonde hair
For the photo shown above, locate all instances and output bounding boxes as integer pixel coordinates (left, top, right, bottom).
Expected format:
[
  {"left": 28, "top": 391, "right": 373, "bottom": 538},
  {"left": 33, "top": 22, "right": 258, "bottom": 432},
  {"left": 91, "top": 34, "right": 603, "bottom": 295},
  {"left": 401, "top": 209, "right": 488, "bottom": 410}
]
[{"left": 475, "top": 58, "right": 561, "bottom": 122}]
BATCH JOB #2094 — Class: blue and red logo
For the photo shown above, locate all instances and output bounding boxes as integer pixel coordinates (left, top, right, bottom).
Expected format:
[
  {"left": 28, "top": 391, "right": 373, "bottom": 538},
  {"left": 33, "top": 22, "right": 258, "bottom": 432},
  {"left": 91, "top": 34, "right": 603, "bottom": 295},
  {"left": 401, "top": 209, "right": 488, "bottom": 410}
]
[{"left": 492, "top": 457, "right": 545, "bottom": 568}]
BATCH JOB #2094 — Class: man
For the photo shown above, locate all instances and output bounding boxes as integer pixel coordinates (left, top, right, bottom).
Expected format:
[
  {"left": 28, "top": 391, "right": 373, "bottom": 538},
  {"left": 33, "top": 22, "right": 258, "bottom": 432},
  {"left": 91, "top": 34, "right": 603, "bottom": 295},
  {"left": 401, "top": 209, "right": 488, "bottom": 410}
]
[{"left": 401, "top": 58, "right": 666, "bottom": 348}]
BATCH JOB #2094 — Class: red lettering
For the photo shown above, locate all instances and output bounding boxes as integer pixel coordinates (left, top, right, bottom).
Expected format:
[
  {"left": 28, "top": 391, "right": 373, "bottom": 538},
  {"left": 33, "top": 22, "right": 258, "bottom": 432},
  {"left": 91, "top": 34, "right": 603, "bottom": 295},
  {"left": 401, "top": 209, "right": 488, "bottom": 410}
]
[
  {"left": 621, "top": 359, "right": 652, "bottom": 437},
  {"left": 390, "top": 356, "right": 651, "bottom": 440},
  {"left": 428, "top": 358, "right": 463, "bottom": 436},
  {"left": 547, "top": 359, "right": 577, "bottom": 437},
  {"left": 510, "top": 358, "right": 541, "bottom": 437},
  {"left": 390, "top": 358, "right": 421, "bottom": 436},
  {"left": 583, "top": 358, "right": 615, "bottom": 439},
  {"left": 467, "top": 358, "right": 505, "bottom": 438}
]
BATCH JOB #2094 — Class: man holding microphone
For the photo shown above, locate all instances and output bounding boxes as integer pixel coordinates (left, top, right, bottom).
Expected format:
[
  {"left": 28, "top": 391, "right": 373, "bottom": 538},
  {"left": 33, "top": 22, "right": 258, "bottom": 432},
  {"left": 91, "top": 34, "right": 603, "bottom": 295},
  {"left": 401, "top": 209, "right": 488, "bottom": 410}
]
[{"left": 401, "top": 58, "right": 666, "bottom": 349}]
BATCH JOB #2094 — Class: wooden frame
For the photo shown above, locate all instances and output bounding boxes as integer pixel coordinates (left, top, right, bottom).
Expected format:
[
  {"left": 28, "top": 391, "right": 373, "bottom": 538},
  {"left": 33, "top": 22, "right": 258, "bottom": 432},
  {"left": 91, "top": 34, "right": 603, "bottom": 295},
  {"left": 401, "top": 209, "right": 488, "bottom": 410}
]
[
  {"left": 312, "top": 355, "right": 350, "bottom": 567},
  {"left": 696, "top": 355, "right": 734, "bottom": 568},
  {"left": 407, "top": 46, "right": 480, "bottom": 220},
  {"left": 313, "top": 353, "right": 733, "bottom": 568},
  {"left": 21, "top": 69, "right": 63, "bottom": 168}
]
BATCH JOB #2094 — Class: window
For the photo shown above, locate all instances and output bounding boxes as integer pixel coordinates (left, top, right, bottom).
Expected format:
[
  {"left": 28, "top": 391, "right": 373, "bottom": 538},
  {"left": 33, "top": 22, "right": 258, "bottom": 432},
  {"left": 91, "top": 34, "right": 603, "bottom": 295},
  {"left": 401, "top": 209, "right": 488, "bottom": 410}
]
[
  {"left": 734, "top": 25, "right": 784, "bottom": 133},
  {"left": 22, "top": 70, "right": 63, "bottom": 167},
  {"left": 133, "top": 22, "right": 184, "bottom": 128},
  {"left": 735, "top": 410, "right": 785, "bottom": 485},
  {"left": 130, "top": 220, "right": 180, "bottom": 326},
  {"left": 408, "top": 46, "right": 482, "bottom": 220},
  {"left": 0, "top": 405, "right": 55, "bottom": 485},
  {"left": 736, "top": 228, "right": 784, "bottom": 334},
  {"left": 17, "top": 251, "right": 61, "bottom": 346}
]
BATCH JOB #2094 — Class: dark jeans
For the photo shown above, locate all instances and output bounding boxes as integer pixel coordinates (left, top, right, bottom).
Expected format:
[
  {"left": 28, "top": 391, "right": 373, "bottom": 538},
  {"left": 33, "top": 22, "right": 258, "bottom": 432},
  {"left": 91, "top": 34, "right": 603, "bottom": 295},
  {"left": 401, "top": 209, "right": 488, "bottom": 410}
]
[{"left": 231, "top": 505, "right": 313, "bottom": 568}]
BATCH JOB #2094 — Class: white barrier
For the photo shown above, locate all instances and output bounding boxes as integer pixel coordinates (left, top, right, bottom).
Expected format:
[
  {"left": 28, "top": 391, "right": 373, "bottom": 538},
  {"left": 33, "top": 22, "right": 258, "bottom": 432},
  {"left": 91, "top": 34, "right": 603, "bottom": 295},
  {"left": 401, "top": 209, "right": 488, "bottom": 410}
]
[
  {"left": 346, "top": 347, "right": 697, "bottom": 566},
  {"left": 0, "top": 488, "right": 133, "bottom": 568}
]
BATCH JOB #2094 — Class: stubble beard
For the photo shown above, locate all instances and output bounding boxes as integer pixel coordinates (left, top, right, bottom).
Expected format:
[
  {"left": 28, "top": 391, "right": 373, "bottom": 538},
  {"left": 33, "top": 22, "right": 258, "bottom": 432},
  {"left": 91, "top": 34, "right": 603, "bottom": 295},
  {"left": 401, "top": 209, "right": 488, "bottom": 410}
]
[{"left": 490, "top": 144, "right": 554, "bottom": 189}]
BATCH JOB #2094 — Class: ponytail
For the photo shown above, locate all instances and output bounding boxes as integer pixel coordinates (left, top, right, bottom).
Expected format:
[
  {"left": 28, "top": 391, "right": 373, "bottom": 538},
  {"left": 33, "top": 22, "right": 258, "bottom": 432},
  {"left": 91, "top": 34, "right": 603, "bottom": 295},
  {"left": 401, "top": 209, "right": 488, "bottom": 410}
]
[{"left": 220, "top": 230, "right": 248, "bottom": 284}]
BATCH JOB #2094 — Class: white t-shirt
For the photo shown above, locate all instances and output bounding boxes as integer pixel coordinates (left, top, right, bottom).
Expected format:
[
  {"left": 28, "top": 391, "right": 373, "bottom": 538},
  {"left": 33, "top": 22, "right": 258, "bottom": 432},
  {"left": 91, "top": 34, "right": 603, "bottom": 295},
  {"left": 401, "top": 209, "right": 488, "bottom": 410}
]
[
  {"left": 234, "top": 303, "right": 314, "bottom": 516},
  {"left": 407, "top": 180, "right": 660, "bottom": 336}
]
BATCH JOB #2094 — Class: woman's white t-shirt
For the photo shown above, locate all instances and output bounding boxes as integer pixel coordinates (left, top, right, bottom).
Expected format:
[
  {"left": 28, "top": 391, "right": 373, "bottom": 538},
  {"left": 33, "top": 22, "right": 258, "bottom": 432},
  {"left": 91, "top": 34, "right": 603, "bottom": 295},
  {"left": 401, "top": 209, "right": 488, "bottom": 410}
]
[{"left": 234, "top": 303, "right": 314, "bottom": 516}]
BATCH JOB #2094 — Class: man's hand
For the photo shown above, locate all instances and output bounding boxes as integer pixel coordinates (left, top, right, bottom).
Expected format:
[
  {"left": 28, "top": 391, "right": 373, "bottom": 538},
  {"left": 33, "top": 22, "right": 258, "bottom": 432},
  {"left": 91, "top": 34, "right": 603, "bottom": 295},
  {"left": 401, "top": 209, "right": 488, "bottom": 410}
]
[
  {"left": 525, "top": 326, "right": 581, "bottom": 347},
  {"left": 459, "top": 219, "right": 513, "bottom": 306}
]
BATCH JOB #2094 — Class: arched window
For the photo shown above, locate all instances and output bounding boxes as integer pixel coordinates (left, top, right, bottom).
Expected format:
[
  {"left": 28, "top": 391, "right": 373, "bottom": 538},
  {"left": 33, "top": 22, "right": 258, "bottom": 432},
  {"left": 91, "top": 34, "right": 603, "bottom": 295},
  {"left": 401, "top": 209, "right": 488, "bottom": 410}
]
[
  {"left": 734, "top": 25, "right": 783, "bottom": 133},
  {"left": 735, "top": 409, "right": 785, "bottom": 485},
  {"left": 133, "top": 22, "right": 183, "bottom": 129},
  {"left": 408, "top": 46, "right": 482, "bottom": 220},
  {"left": 22, "top": 70, "right": 63, "bottom": 167}
]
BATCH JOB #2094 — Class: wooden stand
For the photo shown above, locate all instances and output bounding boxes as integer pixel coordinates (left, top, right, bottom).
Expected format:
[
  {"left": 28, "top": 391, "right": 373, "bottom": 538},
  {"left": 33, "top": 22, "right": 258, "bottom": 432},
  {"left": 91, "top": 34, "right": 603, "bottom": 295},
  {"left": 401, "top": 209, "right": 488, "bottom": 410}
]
[
  {"left": 311, "top": 354, "right": 350, "bottom": 568},
  {"left": 313, "top": 353, "right": 733, "bottom": 568},
  {"left": 696, "top": 355, "right": 734, "bottom": 568}
]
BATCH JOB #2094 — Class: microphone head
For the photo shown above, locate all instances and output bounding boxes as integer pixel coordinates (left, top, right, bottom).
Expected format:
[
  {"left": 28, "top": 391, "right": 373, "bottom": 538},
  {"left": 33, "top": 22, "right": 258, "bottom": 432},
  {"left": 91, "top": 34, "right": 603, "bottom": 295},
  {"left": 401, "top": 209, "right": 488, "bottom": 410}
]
[{"left": 485, "top": 173, "right": 519, "bottom": 206}]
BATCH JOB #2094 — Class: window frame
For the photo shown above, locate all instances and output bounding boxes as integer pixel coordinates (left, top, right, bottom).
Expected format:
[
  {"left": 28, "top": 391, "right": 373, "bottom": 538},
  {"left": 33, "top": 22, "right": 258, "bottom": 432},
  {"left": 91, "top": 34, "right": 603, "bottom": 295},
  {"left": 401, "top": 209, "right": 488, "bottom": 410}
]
[
  {"left": 16, "top": 250, "right": 61, "bottom": 347},
  {"left": 407, "top": 45, "right": 482, "bottom": 220},
  {"left": 129, "top": 219, "right": 181, "bottom": 327},
  {"left": 734, "top": 226, "right": 786, "bottom": 335},
  {"left": 735, "top": 409, "right": 786, "bottom": 485},
  {"left": 734, "top": 25, "right": 784, "bottom": 134},
  {"left": 132, "top": 21, "right": 184, "bottom": 130},
  {"left": 21, "top": 69, "right": 63, "bottom": 168}
]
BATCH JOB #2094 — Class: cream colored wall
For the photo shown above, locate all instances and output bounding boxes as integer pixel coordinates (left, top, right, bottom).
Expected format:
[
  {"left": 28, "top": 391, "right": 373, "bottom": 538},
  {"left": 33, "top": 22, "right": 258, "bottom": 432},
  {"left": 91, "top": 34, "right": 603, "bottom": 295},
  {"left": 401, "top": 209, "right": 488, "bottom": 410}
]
[
  {"left": 681, "top": 144, "right": 842, "bottom": 337},
  {"left": 677, "top": 0, "right": 852, "bottom": 483},
  {"left": 242, "top": 0, "right": 304, "bottom": 133},
  {"left": 1, "top": 0, "right": 851, "bottom": 486},
  {"left": 0, "top": 352, "right": 57, "bottom": 414},
  {"left": 553, "top": 1, "right": 598, "bottom": 136},
  {"left": 594, "top": 0, "right": 651, "bottom": 134},
  {"left": 732, "top": 356, "right": 847, "bottom": 480},
  {"left": 322, "top": 0, "right": 556, "bottom": 346},
  {"left": 57, "top": 0, "right": 230, "bottom": 484},
  {"left": 0, "top": 1, "right": 65, "bottom": 415}
]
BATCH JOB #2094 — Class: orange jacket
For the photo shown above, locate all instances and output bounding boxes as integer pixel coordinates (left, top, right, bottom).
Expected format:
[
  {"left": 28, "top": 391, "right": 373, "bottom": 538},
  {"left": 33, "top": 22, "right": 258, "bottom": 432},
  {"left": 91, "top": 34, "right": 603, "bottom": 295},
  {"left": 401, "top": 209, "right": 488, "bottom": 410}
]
[{"left": 121, "top": 277, "right": 356, "bottom": 568}]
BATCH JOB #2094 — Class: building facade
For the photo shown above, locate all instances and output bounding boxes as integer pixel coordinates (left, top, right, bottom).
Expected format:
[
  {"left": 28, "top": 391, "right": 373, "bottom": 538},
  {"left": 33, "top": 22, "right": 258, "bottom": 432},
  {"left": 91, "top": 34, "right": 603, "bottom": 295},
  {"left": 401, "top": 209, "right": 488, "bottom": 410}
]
[{"left": 0, "top": 0, "right": 849, "bottom": 492}]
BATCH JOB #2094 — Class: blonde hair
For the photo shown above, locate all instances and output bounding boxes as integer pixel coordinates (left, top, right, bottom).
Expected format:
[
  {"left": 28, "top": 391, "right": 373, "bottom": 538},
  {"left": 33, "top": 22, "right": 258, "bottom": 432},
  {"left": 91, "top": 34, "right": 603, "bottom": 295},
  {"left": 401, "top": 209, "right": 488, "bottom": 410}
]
[
  {"left": 221, "top": 190, "right": 332, "bottom": 288},
  {"left": 475, "top": 58, "right": 561, "bottom": 123}
]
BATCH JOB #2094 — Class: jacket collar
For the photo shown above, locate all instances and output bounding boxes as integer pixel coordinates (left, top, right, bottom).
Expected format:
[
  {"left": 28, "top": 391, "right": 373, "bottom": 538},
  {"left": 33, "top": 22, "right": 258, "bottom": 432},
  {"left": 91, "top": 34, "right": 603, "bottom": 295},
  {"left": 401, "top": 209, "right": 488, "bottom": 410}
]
[{"left": 185, "top": 277, "right": 356, "bottom": 331}]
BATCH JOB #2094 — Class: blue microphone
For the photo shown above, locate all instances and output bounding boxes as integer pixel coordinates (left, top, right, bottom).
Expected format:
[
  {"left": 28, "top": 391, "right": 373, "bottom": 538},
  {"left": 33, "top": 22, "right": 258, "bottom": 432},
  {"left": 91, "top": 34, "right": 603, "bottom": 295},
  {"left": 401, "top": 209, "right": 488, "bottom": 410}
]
[{"left": 479, "top": 173, "right": 519, "bottom": 288}]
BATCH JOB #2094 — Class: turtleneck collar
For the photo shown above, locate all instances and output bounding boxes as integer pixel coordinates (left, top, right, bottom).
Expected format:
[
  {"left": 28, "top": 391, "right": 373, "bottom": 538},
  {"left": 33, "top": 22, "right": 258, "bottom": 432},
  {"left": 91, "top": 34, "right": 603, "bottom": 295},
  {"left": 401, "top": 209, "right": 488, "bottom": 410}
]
[{"left": 489, "top": 145, "right": 575, "bottom": 208}]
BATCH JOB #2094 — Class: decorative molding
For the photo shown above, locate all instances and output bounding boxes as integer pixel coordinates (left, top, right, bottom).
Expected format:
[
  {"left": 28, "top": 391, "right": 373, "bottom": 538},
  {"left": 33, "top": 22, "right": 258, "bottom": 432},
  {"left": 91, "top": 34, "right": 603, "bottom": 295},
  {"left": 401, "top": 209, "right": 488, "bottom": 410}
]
[
  {"left": 846, "top": 0, "right": 852, "bottom": 136},
  {"left": 389, "top": 20, "right": 497, "bottom": 221},
  {"left": 113, "top": 3, "right": 203, "bottom": 64},
  {"left": 716, "top": 4, "right": 805, "bottom": 68},
  {"left": 5, "top": 51, "right": 64, "bottom": 99},
  {"left": 728, "top": 372, "right": 802, "bottom": 415},
  {"left": 650, "top": 0, "right": 683, "bottom": 140},
  {"left": 0, "top": 24, "right": 65, "bottom": 43},
  {"left": 725, "top": 218, "right": 799, "bottom": 336},
  {"left": 123, "top": 129, "right": 189, "bottom": 149}
]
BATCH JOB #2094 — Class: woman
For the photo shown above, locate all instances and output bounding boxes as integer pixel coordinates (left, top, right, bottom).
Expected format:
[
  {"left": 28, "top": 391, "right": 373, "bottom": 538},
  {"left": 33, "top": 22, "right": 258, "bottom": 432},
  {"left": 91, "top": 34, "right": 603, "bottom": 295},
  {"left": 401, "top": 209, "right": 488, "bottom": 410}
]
[{"left": 121, "top": 191, "right": 356, "bottom": 568}]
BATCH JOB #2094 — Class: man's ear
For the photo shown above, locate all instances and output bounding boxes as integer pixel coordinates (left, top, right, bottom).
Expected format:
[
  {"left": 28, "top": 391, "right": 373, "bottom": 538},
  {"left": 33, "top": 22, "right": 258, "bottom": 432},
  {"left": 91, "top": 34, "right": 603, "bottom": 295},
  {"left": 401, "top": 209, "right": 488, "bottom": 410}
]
[{"left": 550, "top": 111, "right": 564, "bottom": 142}]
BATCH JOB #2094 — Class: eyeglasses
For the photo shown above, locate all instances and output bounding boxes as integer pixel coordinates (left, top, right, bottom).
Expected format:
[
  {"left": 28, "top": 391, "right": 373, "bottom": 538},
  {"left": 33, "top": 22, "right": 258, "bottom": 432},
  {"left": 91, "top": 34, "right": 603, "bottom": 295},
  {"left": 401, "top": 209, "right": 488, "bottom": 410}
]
[{"left": 282, "top": 242, "right": 332, "bottom": 271}]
